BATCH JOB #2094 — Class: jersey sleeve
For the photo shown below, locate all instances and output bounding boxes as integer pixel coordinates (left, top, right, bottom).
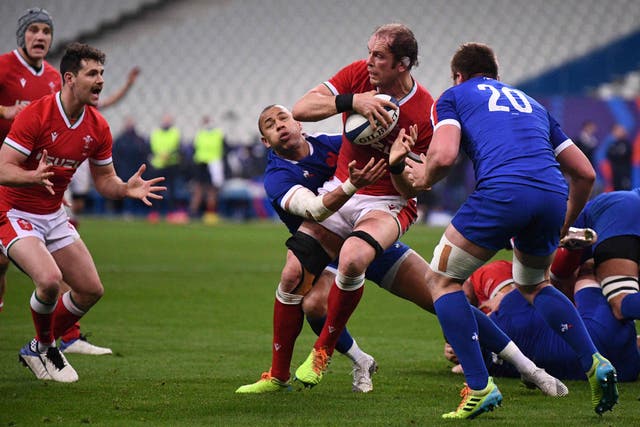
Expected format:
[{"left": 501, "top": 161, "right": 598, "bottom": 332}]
[
  {"left": 325, "top": 61, "right": 360, "bottom": 95},
  {"left": 4, "top": 103, "right": 41, "bottom": 156},
  {"left": 90, "top": 118, "right": 114, "bottom": 166},
  {"left": 264, "top": 167, "right": 303, "bottom": 209},
  {"left": 548, "top": 113, "right": 573, "bottom": 155},
  {"left": 431, "top": 89, "right": 461, "bottom": 131}
]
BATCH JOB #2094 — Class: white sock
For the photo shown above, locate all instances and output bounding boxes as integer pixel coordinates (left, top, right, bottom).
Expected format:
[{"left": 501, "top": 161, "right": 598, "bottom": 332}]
[
  {"left": 345, "top": 340, "right": 366, "bottom": 362},
  {"left": 498, "top": 341, "right": 537, "bottom": 374}
]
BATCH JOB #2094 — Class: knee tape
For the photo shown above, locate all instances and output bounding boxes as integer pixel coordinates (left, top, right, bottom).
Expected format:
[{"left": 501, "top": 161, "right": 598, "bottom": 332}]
[
  {"left": 335, "top": 271, "right": 365, "bottom": 291},
  {"left": 601, "top": 276, "right": 639, "bottom": 302},
  {"left": 276, "top": 283, "right": 304, "bottom": 305},
  {"left": 430, "top": 235, "right": 484, "bottom": 280},
  {"left": 512, "top": 256, "right": 547, "bottom": 286}
]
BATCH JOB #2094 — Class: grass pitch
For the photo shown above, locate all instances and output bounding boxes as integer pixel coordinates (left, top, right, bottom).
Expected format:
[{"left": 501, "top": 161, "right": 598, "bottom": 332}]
[{"left": 1, "top": 219, "right": 638, "bottom": 426}]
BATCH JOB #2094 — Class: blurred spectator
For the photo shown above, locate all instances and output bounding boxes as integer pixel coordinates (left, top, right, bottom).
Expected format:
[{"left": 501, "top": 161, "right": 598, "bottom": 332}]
[
  {"left": 189, "top": 115, "right": 225, "bottom": 223},
  {"left": 113, "top": 116, "right": 150, "bottom": 217},
  {"left": 606, "top": 124, "right": 632, "bottom": 191},
  {"left": 574, "top": 120, "right": 599, "bottom": 165},
  {"left": 149, "top": 113, "right": 182, "bottom": 221}
]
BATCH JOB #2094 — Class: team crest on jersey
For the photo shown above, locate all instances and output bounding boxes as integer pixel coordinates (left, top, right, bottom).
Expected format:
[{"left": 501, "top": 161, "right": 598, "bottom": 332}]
[
  {"left": 49, "top": 81, "right": 56, "bottom": 92},
  {"left": 19, "top": 78, "right": 26, "bottom": 88},
  {"left": 303, "top": 170, "right": 314, "bottom": 179},
  {"left": 17, "top": 218, "right": 33, "bottom": 231},
  {"left": 82, "top": 135, "right": 93, "bottom": 155}
]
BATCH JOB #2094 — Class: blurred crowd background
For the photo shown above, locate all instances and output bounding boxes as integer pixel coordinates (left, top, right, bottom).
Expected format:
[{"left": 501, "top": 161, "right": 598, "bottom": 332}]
[{"left": 1, "top": 0, "right": 639, "bottom": 224}]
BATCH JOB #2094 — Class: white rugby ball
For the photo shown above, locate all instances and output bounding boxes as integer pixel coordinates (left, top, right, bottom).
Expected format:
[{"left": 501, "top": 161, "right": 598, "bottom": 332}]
[{"left": 344, "top": 94, "right": 399, "bottom": 145}]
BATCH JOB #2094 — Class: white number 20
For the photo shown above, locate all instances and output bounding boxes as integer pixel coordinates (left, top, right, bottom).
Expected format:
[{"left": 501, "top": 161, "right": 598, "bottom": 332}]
[{"left": 478, "top": 84, "right": 532, "bottom": 113}]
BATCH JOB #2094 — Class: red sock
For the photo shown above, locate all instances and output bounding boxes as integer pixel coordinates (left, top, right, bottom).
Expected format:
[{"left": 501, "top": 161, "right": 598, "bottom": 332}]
[
  {"left": 270, "top": 299, "right": 304, "bottom": 382},
  {"left": 30, "top": 292, "right": 56, "bottom": 345},
  {"left": 551, "top": 247, "right": 584, "bottom": 279},
  {"left": 60, "top": 321, "right": 82, "bottom": 342},
  {"left": 31, "top": 307, "right": 54, "bottom": 345},
  {"left": 52, "top": 293, "right": 84, "bottom": 339},
  {"left": 315, "top": 282, "right": 363, "bottom": 355}
]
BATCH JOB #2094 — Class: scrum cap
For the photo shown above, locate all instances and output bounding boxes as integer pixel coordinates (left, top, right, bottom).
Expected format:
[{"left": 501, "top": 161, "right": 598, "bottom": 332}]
[{"left": 17, "top": 7, "right": 53, "bottom": 48}]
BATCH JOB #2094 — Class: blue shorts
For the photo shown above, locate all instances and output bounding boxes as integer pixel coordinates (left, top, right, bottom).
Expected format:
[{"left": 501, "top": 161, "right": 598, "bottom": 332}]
[
  {"left": 328, "top": 241, "right": 411, "bottom": 289},
  {"left": 452, "top": 185, "right": 566, "bottom": 256}
]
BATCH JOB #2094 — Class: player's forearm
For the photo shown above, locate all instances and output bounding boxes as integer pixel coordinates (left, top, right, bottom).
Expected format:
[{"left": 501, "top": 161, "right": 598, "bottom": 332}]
[
  {"left": 292, "top": 92, "right": 342, "bottom": 122},
  {"left": 94, "top": 174, "right": 128, "bottom": 200},
  {"left": 0, "top": 163, "right": 41, "bottom": 187},
  {"left": 563, "top": 175, "right": 594, "bottom": 233},
  {"left": 285, "top": 181, "right": 357, "bottom": 221}
]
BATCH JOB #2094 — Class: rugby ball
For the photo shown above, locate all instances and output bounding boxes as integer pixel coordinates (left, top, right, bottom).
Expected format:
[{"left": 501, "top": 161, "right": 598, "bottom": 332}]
[{"left": 344, "top": 94, "right": 399, "bottom": 145}]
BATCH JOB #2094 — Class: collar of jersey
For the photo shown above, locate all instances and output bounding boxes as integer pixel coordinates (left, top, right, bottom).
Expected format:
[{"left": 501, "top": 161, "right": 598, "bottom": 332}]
[{"left": 56, "top": 91, "right": 85, "bottom": 129}]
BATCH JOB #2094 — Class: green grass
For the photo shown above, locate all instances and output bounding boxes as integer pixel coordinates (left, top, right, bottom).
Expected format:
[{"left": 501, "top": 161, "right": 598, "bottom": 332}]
[{"left": 1, "top": 219, "right": 638, "bottom": 426}]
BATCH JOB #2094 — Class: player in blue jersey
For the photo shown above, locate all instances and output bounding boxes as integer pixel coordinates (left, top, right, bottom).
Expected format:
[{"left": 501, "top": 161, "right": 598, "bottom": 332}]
[
  {"left": 236, "top": 104, "right": 567, "bottom": 397},
  {"left": 403, "top": 43, "right": 617, "bottom": 418},
  {"left": 449, "top": 260, "right": 639, "bottom": 383},
  {"left": 569, "top": 189, "right": 640, "bottom": 321}
]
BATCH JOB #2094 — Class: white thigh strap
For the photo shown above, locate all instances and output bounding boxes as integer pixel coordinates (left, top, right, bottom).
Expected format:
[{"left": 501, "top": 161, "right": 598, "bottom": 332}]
[{"left": 430, "top": 235, "right": 484, "bottom": 280}]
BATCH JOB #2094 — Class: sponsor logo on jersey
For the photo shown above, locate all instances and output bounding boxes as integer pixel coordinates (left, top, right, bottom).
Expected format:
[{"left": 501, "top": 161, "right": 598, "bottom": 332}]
[
  {"left": 51, "top": 132, "right": 58, "bottom": 142},
  {"left": 19, "top": 78, "right": 26, "bottom": 88},
  {"left": 36, "top": 151, "right": 82, "bottom": 169}
]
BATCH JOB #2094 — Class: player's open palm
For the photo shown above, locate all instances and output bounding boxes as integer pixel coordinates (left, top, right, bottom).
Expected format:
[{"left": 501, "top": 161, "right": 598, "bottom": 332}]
[
  {"left": 348, "top": 157, "right": 386, "bottom": 189},
  {"left": 125, "top": 164, "right": 167, "bottom": 206},
  {"left": 35, "top": 149, "right": 55, "bottom": 195}
]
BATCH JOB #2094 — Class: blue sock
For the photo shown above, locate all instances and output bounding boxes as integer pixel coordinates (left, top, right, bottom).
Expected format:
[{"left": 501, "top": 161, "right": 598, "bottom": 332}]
[
  {"left": 532, "top": 286, "right": 597, "bottom": 372},
  {"left": 305, "top": 315, "right": 354, "bottom": 354},
  {"left": 434, "top": 291, "right": 488, "bottom": 390},
  {"left": 621, "top": 293, "right": 640, "bottom": 319},
  {"left": 471, "top": 305, "right": 510, "bottom": 353}
]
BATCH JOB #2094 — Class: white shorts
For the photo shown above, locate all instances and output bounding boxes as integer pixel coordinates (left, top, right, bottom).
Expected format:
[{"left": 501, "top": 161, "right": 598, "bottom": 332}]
[
  {"left": 0, "top": 207, "right": 80, "bottom": 256},
  {"left": 208, "top": 160, "right": 225, "bottom": 188},
  {"left": 317, "top": 176, "right": 408, "bottom": 239}
]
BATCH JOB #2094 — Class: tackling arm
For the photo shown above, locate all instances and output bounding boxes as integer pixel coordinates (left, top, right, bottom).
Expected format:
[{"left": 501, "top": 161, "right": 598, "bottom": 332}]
[
  {"left": 284, "top": 157, "right": 387, "bottom": 221},
  {"left": 556, "top": 143, "right": 595, "bottom": 237}
]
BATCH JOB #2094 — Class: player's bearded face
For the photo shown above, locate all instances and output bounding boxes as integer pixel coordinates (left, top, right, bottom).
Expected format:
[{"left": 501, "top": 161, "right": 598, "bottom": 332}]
[
  {"left": 366, "top": 35, "right": 396, "bottom": 89},
  {"left": 72, "top": 59, "right": 104, "bottom": 107}
]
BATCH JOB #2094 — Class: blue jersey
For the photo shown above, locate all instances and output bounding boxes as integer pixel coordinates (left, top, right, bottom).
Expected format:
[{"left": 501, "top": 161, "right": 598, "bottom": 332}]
[
  {"left": 433, "top": 77, "right": 569, "bottom": 195},
  {"left": 574, "top": 188, "right": 640, "bottom": 253},
  {"left": 263, "top": 133, "right": 341, "bottom": 234},
  {"left": 487, "top": 288, "right": 639, "bottom": 382}
]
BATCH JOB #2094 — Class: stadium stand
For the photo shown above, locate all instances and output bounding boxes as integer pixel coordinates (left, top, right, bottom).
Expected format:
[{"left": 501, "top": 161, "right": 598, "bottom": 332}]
[
  {"left": 1, "top": 1, "right": 639, "bottom": 218},
  {"left": 3, "top": 0, "right": 637, "bottom": 144}
]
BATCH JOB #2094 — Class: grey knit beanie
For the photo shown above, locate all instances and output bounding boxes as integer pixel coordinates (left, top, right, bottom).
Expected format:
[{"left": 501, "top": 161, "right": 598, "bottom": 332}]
[{"left": 16, "top": 8, "right": 54, "bottom": 48}]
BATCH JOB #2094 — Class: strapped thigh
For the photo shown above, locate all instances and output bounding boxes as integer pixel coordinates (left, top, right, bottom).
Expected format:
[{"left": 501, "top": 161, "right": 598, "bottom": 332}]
[
  {"left": 347, "top": 230, "right": 384, "bottom": 257},
  {"left": 285, "top": 231, "right": 332, "bottom": 295}
]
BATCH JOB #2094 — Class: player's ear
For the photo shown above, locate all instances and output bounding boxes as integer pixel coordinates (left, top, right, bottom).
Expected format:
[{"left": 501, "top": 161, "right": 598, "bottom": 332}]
[
  {"left": 260, "top": 136, "right": 271, "bottom": 149},
  {"left": 62, "top": 71, "right": 75, "bottom": 86}
]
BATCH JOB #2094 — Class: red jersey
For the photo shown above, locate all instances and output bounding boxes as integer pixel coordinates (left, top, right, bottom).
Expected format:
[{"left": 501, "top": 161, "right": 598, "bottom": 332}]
[
  {"left": 468, "top": 260, "right": 514, "bottom": 313},
  {"left": 325, "top": 60, "right": 434, "bottom": 196},
  {"left": 0, "top": 50, "right": 61, "bottom": 141},
  {"left": 1, "top": 92, "right": 113, "bottom": 214}
]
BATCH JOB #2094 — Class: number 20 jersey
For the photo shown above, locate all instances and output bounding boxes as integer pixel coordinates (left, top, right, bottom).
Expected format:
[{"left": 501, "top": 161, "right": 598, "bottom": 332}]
[{"left": 432, "top": 76, "right": 569, "bottom": 196}]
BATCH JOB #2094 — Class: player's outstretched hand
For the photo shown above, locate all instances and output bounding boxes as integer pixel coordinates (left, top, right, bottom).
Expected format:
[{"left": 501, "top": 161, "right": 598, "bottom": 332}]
[
  {"left": 348, "top": 157, "right": 387, "bottom": 189},
  {"left": 35, "top": 149, "right": 55, "bottom": 195},
  {"left": 125, "top": 164, "right": 167, "bottom": 206},
  {"left": 406, "top": 152, "right": 430, "bottom": 190},
  {"left": 389, "top": 124, "right": 417, "bottom": 168}
]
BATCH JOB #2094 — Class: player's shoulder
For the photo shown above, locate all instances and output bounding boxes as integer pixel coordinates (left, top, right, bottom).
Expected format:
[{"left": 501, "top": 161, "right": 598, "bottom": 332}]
[
  {"left": 42, "top": 60, "right": 60, "bottom": 76},
  {"left": 306, "top": 132, "right": 342, "bottom": 153}
]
